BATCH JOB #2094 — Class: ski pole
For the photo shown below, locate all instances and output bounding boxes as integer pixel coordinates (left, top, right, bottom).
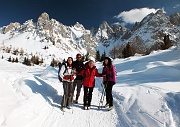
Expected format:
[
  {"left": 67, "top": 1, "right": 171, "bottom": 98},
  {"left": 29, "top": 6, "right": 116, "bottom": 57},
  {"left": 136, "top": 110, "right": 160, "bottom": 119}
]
[
  {"left": 71, "top": 94, "right": 74, "bottom": 114},
  {"left": 98, "top": 83, "right": 105, "bottom": 109}
]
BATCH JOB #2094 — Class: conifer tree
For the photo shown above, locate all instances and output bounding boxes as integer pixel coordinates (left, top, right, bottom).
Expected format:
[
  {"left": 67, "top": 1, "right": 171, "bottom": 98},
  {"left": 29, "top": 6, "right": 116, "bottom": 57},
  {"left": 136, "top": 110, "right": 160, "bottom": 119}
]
[
  {"left": 15, "top": 57, "right": 18, "bottom": 63},
  {"left": 50, "top": 58, "right": 55, "bottom": 67},
  {"left": 8, "top": 56, "right": 11, "bottom": 62},
  {"left": 12, "top": 58, "right": 15, "bottom": 63},
  {"left": 122, "top": 42, "right": 135, "bottom": 58},
  {"left": 35, "top": 56, "right": 39, "bottom": 65},
  {"left": 109, "top": 46, "right": 117, "bottom": 59},
  {"left": 163, "top": 35, "right": 172, "bottom": 50},
  {"left": 81, "top": 55, "right": 85, "bottom": 61},
  {"left": 96, "top": 50, "right": 101, "bottom": 61},
  {"left": 101, "top": 50, "right": 106, "bottom": 61},
  {"left": 85, "top": 52, "right": 89, "bottom": 61}
]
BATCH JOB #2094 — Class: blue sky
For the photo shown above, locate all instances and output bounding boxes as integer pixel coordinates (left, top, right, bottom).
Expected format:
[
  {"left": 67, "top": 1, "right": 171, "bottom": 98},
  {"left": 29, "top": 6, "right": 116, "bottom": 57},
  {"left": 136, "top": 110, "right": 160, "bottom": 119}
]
[{"left": 0, "top": 0, "right": 179, "bottom": 29}]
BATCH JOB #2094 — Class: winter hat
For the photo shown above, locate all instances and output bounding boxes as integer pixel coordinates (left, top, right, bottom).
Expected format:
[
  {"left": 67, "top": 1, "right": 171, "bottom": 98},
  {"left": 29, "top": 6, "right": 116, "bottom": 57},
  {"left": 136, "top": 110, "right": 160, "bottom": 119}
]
[{"left": 88, "top": 56, "right": 95, "bottom": 62}]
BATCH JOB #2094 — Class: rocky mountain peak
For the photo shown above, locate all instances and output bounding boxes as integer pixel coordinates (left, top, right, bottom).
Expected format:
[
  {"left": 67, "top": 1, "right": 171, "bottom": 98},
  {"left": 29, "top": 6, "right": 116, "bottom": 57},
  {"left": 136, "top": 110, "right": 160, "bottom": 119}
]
[
  {"left": 121, "top": 9, "right": 180, "bottom": 54},
  {"left": 3, "top": 22, "right": 21, "bottom": 34},
  {"left": 97, "top": 21, "right": 114, "bottom": 37},
  {"left": 1, "top": 10, "right": 179, "bottom": 60},
  {"left": 99, "top": 21, "right": 112, "bottom": 30},
  {"left": 170, "top": 12, "right": 180, "bottom": 26},
  {"left": 156, "top": 9, "right": 165, "bottom": 15},
  {"left": 74, "top": 22, "right": 85, "bottom": 31},
  {"left": 37, "top": 12, "right": 50, "bottom": 26}
]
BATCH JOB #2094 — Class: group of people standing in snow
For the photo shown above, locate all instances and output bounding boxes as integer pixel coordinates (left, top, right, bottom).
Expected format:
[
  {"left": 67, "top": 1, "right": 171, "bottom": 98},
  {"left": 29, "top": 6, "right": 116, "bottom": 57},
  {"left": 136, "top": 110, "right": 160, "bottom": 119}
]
[{"left": 58, "top": 53, "right": 116, "bottom": 111}]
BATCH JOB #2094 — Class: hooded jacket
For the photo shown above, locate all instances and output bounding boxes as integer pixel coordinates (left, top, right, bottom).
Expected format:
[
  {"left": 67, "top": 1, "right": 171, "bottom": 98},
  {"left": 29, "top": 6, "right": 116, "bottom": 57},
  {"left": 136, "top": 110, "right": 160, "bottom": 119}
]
[
  {"left": 102, "top": 65, "right": 116, "bottom": 83},
  {"left": 78, "top": 65, "right": 101, "bottom": 87}
]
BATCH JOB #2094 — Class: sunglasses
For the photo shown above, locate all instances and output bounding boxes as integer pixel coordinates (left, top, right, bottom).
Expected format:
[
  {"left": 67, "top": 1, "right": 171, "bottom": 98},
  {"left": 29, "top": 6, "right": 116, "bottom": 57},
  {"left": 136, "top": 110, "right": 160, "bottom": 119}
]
[{"left": 77, "top": 57, "right": 81, "bottom": 58}]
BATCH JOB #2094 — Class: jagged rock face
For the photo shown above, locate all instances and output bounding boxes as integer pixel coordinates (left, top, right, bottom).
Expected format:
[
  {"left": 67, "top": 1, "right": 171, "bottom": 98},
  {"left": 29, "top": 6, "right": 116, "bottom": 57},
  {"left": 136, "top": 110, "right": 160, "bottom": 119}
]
[
  {"left": 21, "top": 19, "right": 35, "bottom": 32},
  {"left": 122, "top": 10, "right": 180, "bottom": 52},
  {"left": 96, "top": 21, "right": 118, "bottom": 42},
  {"left": 170, "top": 12, "right": 180, "bottom": 26},
  {"left": 37, "top": 12, "right": 49, "bottom": 26},
  {"left": 74, "top": 22, "right": 85, "bottom": 31},
  {"left": 112, "top": 24, "right": 127, "bottom": 38},
  {"left": 1, "top": 10, "right": 180, "bottom": 58},
  {"left": 3, "top": 22, "right": 21, "bottom": 34}
]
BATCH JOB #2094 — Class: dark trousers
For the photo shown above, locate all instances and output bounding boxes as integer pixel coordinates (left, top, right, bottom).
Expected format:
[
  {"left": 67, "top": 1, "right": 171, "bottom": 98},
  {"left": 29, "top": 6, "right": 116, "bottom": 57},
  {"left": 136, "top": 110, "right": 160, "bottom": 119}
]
[
  {"left": 104, "top": 81, "right": 114, "bottom": 106},
  {"left": 72, "top": 80, "right": 83, "bottom": 100},
  {"left": 61, "top": 81, "right": 73, "bottom": 107},
  {"left": 83, "top": 86, "right": 94, "bottom": 106}
]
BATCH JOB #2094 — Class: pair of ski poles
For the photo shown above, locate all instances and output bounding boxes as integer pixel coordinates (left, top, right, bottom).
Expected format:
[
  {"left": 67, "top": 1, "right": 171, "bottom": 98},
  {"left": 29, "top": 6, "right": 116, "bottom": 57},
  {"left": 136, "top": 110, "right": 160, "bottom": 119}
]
[{"left": 98, "top": 83, "right": 107, "bottom": 109}]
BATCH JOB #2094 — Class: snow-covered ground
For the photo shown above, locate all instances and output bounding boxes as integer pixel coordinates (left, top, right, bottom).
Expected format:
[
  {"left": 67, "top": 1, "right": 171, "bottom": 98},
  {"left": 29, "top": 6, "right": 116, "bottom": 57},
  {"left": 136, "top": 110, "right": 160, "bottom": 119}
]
[{"left": 0, "top": 47, "right": 180, "bottom": 127}]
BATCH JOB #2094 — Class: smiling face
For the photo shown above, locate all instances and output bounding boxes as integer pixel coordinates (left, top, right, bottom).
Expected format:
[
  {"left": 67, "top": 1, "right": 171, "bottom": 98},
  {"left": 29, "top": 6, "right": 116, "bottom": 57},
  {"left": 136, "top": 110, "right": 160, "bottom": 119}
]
[
  {"left": 76, "top": 55, "right": 82, "bottom": 61},
  {"left": 104, "top": 59, "right": 108, "bottom": 65},
  {"left": 89, "top": 60, "right": 94, "bottom": 68},
  {"left": 68, "top": 57, "right": 73, "bottom": 64}
]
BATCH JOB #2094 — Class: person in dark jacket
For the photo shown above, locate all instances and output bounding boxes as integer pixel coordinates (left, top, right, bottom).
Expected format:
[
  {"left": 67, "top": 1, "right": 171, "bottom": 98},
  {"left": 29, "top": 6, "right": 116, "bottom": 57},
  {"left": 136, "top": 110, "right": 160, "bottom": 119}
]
[
  {"left": 59, "top": 57, "right": 76, "bottom": 111},
  {"left": 102, "top": 57, "right": 116, "bottom": 110},
  {"left": 72, "top": 54, "right": 84, "bottom": 103},
  {"left": 78, "top": 60, "right": 104, "bottom": 110}
]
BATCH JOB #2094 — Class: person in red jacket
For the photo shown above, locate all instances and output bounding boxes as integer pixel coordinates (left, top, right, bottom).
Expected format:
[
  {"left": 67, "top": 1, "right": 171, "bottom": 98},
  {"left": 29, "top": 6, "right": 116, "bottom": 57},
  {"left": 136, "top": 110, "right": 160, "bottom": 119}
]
[{"left": 78, "top": 60, "right": 104, "bottom": 110}]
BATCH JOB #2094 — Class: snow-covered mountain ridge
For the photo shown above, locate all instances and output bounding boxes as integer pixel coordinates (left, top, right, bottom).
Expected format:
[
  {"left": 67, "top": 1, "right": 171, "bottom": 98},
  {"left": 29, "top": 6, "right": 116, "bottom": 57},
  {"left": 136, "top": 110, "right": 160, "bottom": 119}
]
[
  {"left": 0, "top": 10, "right": 180, "bottom": 64},
  {"left": 122, "top": 10, "right": 180, "bottom": 50}
]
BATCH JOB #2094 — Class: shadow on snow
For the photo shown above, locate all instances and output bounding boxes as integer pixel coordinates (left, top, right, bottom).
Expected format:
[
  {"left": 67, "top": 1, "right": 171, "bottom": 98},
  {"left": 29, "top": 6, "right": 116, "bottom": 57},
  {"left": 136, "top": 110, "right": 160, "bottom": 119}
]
[{"left": 25, "top": 76, "right": 62, "bottom": 108}]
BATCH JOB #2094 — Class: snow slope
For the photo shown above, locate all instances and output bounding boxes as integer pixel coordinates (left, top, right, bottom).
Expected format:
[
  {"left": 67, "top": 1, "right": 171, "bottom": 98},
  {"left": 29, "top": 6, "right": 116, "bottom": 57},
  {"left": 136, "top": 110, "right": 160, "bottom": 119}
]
[{"left": 0, "top": 47, "right": 180, "bottom": 127}]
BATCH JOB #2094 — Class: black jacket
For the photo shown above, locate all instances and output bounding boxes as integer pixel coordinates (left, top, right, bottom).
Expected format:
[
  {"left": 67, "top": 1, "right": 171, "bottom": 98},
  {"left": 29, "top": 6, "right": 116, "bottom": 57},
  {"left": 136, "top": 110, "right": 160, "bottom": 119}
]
[{"left": 72, "top": 60, "right": 84, "bottom": 80}]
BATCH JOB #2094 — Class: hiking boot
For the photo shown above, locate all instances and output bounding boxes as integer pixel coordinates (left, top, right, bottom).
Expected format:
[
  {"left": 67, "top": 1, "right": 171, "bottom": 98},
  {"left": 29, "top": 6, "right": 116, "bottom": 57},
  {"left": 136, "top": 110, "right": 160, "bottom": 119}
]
[
  {"left": 108, "top": 106, "right": 113, "bottom": 111},
  {"left": 75, "top": 96, "right": 79, "bottom": 103},
  {"left": 84, "top": 106, "right": 88, "bottom": 110},
  {"left": 66, "top": 106, "right": 71, "bottom": 109},
  {"left": 87, "top": 106, "right": 91, "bottom": 110},
  {"left": 74, "top": 99, "right": 78, "bottom": 104},
  {"left": 61, "top": 106, "right": 65, "bottom": 112},
  {"left": 105, "top": 103, "right": 109, "bottom": 108}
]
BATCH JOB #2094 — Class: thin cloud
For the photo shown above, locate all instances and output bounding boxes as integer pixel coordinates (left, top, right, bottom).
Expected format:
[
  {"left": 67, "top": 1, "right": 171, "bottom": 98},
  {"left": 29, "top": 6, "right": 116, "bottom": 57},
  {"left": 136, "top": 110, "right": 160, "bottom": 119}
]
[
  {"left": 114, "top": 8, "right": 161, "bottom": 24},
  {"left": 173, "top": 4, "right": 180, "bottom": 9}
]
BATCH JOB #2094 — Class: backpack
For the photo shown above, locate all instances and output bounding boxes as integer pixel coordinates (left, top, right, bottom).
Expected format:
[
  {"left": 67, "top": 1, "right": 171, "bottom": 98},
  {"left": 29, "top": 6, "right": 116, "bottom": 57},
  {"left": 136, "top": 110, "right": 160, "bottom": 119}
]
[{"left": 58, "top": 62, "right": 67, "bottom": 82}]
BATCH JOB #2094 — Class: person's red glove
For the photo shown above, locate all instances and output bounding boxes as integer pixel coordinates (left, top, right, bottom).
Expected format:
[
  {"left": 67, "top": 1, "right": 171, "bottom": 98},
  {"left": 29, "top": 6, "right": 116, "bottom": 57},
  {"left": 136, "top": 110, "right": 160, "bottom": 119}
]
[
  {"left": 63, "top": 76, "right": 69, "bottom": 80},
  {"left": 70, "top": 76, "right": 74, "bottom": 81}
]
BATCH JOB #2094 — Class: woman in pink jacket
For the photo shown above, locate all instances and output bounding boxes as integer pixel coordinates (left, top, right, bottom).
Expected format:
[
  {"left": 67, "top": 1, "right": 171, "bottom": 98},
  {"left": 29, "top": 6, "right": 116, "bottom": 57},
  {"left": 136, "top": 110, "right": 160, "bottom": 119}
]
[{"left": 102, "top": 57, "right": 116, "bottom": 110}]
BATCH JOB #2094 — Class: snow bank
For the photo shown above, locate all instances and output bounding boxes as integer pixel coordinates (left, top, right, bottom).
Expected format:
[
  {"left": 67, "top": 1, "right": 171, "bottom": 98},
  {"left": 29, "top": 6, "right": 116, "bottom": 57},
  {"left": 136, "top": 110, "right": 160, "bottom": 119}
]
[{"left": 0, "top": 47, "right": 180, "bottom": 127}]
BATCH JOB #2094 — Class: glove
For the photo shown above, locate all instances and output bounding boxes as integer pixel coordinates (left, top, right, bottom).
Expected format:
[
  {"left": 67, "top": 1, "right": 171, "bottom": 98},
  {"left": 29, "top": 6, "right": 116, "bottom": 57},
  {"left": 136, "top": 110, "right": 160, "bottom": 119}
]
[
  {"left": 70, "top": 75, "right": 74, "bottom": 81},
  {"left": 63, "top": 76, "right": 69, "bottom": 80},
  {"left": 72, "top": 69, "right": 77, "bottom": 74},
  {"left": 101, "top": 74, "right": 106, "bottom": 77}
]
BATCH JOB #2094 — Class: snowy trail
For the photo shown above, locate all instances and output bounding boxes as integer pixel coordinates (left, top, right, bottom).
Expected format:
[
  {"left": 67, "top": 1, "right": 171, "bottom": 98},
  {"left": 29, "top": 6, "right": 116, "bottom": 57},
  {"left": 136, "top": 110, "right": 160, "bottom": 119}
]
[
  {"left": 0, "top": 61, "right": 123, "bottom": 127},
  {"left": 1, "top": 48, "right": 180, "bottom": 127}
]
